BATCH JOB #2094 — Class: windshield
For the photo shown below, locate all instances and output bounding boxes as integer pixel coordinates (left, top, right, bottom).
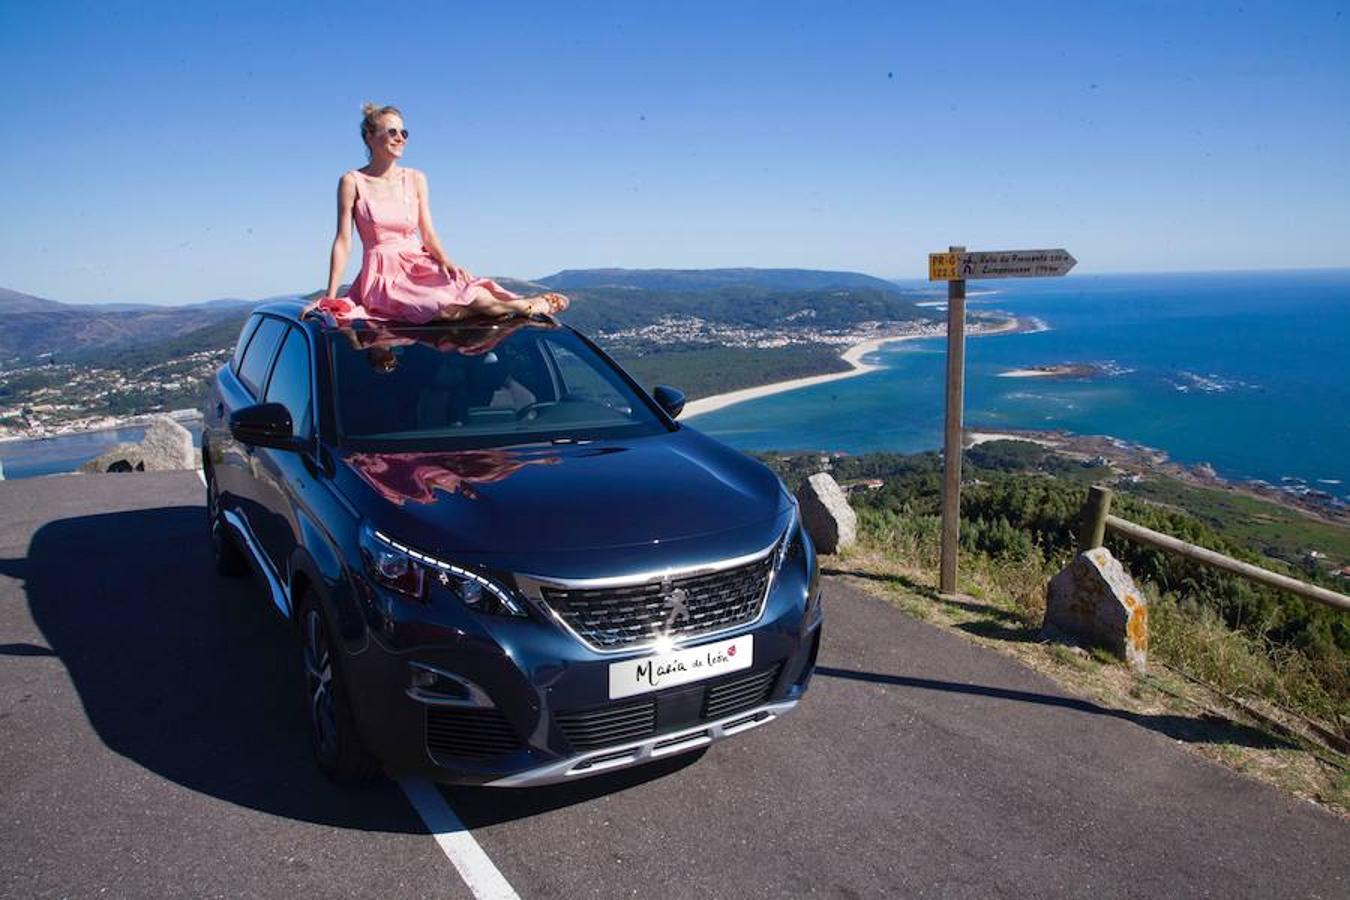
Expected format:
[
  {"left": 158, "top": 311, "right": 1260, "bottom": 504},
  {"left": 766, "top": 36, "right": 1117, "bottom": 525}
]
[{"left": 328, "top": 319, "right": 671, "bottom": 450}]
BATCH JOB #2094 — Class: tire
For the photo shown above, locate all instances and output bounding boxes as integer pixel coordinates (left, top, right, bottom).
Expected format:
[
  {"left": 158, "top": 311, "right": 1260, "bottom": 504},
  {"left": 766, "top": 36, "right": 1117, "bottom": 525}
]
[
  {"left": 298, "top": 590, "right": 380, "bottom": 783},
  {"left": 207, "top": 468, "right": 248, "bottom": 577}
]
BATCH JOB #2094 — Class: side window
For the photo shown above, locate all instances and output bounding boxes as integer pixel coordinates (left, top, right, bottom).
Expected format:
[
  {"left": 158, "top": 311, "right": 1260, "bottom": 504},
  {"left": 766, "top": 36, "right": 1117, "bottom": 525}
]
[
  {"left": 231, "top": 315, "right": 262, "bottom": 373},
  {"left": 237, "top": 318, "right": 287, "bottom": 398},
  {"left": 544, "top": 341, "right": 632, "bottom": 411},
  {"left": 264, "top": 328, "right": 313, "bottom": 439}
]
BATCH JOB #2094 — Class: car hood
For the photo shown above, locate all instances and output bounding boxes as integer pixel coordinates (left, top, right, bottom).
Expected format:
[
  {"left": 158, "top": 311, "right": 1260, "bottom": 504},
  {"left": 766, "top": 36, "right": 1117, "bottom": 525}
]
[{"left": 333, "top": 427, "right": 788, "bottom": 558}]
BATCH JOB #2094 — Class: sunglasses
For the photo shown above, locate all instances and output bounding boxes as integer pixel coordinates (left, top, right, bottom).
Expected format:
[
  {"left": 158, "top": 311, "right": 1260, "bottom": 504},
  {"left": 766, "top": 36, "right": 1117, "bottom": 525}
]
[{"left": 382, "top": 127, "right": 409, "bottom": 140}]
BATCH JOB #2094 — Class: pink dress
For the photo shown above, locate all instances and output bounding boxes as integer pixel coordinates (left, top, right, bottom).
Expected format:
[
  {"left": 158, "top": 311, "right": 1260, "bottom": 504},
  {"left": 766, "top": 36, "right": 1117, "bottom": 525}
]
[{"left": 344, "top": 168, "right": 520, "bottom": 324}]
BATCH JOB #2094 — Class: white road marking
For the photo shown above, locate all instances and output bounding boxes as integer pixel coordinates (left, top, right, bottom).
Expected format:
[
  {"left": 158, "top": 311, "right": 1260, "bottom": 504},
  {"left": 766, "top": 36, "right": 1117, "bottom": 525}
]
[
  {"left": 198, "top": 467, "right": 516, "bottom": 896},
  {"left": 399, "top": 777, "right": 522, "bottom": 900}
]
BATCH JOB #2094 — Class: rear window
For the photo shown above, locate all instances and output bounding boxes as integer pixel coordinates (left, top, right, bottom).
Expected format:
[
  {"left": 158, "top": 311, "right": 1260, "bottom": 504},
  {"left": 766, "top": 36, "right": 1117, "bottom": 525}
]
[
  {"left": 237, "top": 317, "right": 287, "bottom": 397},
  {"left": 231, "top": 315, "right": 262, "bottom": 372}
]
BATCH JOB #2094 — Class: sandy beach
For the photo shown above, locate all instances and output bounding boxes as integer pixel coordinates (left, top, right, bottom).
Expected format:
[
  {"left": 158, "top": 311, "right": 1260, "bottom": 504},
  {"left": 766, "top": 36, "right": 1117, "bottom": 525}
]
[
  {"left": 965, "top": 430, "right": 1061, "bottom": 448},
  {"left": 682, "top": 317, "right": 1024, "bottom": 420}
]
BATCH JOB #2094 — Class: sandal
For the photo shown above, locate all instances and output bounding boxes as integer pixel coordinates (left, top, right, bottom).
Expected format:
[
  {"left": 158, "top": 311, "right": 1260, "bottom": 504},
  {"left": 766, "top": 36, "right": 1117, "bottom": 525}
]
[{"left": 532, "top": 292, "right": 570, "bottom": 316}]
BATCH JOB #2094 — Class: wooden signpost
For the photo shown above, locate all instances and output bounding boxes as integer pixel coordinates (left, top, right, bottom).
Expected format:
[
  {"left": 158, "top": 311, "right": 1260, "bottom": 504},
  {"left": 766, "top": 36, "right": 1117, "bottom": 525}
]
[{"left": 929, "top": 246, "right": 1077, "bottom": 595}]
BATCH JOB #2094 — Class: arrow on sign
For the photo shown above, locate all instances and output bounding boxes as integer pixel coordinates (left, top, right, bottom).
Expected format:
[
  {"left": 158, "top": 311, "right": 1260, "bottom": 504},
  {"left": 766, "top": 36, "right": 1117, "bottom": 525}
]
[{"left": 929, "top": 249, "right": 1076, "bottom": 281}]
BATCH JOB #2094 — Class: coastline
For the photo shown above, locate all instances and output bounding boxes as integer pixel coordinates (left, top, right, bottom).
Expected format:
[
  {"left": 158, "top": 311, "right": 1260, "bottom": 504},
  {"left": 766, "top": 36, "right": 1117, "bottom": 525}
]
[
  {"left": 682, "top": 316, "right": 1026, "bottom": 419},
  {"left": 0, "top": 409, "right": 202, "bottom": 445},
  {"left": 965, "top": 427, "right": 1348, "bottom": 524}
]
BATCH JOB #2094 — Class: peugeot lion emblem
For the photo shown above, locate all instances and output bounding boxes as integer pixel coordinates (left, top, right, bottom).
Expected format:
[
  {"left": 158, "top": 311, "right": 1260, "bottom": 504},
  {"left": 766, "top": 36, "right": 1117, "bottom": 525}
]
[{"left": 659, "top": 576, "right": 691, "bottom": 631}]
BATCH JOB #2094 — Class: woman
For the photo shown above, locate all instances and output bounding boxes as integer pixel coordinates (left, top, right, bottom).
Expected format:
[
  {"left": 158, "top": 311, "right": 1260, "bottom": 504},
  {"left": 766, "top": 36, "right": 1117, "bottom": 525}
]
[{"left": 320, "top": 103, "right": 568, "bottom": 322}]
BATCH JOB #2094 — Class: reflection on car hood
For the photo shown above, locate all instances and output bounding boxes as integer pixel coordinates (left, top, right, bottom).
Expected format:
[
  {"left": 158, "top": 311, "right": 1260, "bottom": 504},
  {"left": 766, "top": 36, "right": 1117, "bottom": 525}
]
[{"left": 335, "top": 428, "right": 786, "bottom": 556}]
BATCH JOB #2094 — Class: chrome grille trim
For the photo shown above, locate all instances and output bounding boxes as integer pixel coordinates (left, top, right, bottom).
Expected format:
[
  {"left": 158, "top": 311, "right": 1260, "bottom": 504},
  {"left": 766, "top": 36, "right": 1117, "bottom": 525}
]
[
  {"left": 516, "top": 538, "right": 778, "bottom": 592},
  {"left": 515, "top": 538, "right": 782, "bottom": 654}
]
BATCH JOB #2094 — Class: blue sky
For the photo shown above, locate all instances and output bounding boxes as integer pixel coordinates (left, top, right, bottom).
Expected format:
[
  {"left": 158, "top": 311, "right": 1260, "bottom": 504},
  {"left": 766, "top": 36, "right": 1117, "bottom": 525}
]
[{"left": 1, "top": 1, "right": 1346, "bottom": 304}]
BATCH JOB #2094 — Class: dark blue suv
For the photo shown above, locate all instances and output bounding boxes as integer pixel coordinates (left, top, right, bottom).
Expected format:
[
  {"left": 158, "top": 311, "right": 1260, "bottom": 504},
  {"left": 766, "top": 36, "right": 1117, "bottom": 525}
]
[{"left": 204, "top": 301, "right": 821, "bottom": 786}]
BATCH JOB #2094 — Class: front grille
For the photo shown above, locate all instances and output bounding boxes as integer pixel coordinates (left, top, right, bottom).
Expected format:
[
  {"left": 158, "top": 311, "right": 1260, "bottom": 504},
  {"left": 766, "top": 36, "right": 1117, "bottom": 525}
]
[
  {"left": 541, "top": 555, "right": 773, "bottom": 651},
  {"left": 703, "top": 664, "right": 781, "bottom": 721},
  {"left": 556, "top": 699, "right": 657, "bottom": 751},
  {"left": 426, "top": 707, "right": 522, "bottom": 759}
]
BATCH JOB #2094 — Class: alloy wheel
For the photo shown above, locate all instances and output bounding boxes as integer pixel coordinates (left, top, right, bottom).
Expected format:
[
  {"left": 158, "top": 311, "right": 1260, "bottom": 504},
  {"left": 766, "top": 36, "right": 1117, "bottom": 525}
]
[{"left": 303, "top": 609, "right": 338, "bottom": 762}]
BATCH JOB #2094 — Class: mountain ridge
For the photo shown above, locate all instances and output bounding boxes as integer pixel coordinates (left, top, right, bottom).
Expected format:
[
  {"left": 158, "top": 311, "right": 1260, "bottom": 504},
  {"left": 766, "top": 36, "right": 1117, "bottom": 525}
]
[
  {"left": 0, "top": 268, "right": 928, "bottom": 363},
  {"left": 537, "top": 267, "right": 901, "bottom": 293}
]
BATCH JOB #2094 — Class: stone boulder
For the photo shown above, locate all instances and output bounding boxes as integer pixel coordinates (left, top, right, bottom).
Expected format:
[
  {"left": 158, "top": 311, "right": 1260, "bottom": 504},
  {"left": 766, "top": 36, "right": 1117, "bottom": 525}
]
[
  {"left": 796, "top": 472, "right": 856, "bottom": 554},
  {"left": 1044, "top": 548, "right": 1148, "bottom": 671},
  {"left": 80, "top": 416, "right": 197, "bottom": 474}
]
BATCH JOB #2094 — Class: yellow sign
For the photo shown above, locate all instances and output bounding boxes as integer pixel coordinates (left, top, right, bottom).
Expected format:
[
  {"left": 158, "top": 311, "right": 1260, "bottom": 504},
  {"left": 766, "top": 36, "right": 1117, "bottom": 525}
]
[{"left": 929, "top": 252, "right": 961, "bottom": 281}]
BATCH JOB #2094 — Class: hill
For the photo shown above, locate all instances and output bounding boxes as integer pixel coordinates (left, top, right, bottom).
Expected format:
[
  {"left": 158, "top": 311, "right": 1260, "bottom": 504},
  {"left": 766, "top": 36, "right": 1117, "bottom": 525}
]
[
  {"left": 560, "top": 285, "right": 931, "bottom": 334},
  {"left": 0, "top": 286, "right": 259, "bottom": 363},
  {"left": 0, "top": 287, "right": 65, "bottom": 313},
  {"left": 537, "top": 267, "right": 901, "bottom": 293}
]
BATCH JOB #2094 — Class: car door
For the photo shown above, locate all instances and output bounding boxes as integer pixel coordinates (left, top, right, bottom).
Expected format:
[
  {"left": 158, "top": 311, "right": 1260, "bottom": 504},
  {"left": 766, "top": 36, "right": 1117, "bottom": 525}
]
[
  {"left": 219, "top": 316, "right": 288, "bottom": 532},
  {"left": 252, "top": 325, "right": 318, "bottom": 582},
  {"left": 207, "top": 314, "right": 262, "bottom": 506}
]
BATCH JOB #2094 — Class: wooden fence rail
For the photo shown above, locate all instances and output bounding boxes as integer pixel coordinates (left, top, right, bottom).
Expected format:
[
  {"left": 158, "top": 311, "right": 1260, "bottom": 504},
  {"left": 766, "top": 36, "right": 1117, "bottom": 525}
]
[{"left": 1079, "top": 485, "right": 1350, "bottom": 613}]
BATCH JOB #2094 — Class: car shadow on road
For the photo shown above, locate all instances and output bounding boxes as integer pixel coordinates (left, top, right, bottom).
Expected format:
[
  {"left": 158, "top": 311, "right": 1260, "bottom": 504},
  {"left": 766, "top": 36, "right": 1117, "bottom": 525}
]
[
  {"left": 1, "top": 505, "right": 425, "bottom": 834},
  {"left": 815, "top": 666, "right": 1296, "bottom": 751}
]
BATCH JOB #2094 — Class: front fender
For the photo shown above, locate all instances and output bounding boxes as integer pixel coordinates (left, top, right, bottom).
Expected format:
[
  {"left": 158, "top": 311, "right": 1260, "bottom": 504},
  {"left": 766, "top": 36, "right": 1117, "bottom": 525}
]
[{"left": 289, "top": 508, "right": 366, "bottom": 649}]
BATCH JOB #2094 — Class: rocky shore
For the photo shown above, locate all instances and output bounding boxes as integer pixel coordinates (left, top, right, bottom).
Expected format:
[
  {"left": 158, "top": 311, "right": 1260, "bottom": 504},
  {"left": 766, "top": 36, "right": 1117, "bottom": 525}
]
[{"left": 965, "top": 427, "right": 1349, "bottom": 524}]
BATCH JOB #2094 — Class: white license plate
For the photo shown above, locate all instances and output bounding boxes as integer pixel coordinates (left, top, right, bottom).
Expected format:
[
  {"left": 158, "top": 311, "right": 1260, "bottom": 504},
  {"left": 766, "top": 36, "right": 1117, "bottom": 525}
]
[{"left": 608, "top": 635, "right": 754, "bottom": 700}]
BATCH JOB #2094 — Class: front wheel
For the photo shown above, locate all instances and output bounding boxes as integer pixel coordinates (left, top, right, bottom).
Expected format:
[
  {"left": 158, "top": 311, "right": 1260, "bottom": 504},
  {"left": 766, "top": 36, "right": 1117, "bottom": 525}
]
[
  {"left": 299, "top": 592, "right": 379, "bottom": 783},
  {"left": 206, "top": 468, "right": 248, "bottom": 577}
]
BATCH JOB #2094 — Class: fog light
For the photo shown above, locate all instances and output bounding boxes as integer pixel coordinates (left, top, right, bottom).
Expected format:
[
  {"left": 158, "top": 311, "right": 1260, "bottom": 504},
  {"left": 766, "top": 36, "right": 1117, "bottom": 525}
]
[{"left": 407, "top": 663, "right": 475, "bottom": 704}]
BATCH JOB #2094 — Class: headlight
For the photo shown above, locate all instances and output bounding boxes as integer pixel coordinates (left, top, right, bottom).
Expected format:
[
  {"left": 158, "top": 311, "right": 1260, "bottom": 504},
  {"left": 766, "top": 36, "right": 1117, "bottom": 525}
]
[
  {"left": 360, "top": 523, "right": 426, "bottom": 598},
  {"left": 359, "top": 523, "right": 526, "bottom": 617}
]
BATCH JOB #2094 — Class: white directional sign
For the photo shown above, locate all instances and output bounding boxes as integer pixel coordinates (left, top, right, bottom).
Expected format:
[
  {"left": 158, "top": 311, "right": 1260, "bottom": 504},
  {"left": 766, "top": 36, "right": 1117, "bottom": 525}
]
[{"left": 929, "top": 249, "right": 1076, "bottom": 281}]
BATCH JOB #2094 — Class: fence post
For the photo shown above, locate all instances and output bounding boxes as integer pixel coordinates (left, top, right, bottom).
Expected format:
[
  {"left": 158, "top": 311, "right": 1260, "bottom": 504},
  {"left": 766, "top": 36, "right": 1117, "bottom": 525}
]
[{"left": 1079, "top": 485, "right": 1113, "bottom": 551}]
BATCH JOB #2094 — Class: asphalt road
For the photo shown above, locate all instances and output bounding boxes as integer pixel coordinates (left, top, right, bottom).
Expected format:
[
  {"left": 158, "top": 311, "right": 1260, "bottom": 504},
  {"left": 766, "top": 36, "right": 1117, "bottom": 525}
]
[{"left": 1, "top": 472, "right": 1346, "bottom": 899}]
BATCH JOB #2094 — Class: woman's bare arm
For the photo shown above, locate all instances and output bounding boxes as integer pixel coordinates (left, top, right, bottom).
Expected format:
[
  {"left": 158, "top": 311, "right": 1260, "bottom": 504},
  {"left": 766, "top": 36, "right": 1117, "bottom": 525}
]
[
  {"left": 325, "top": 173, "right": 357, "bottom": 298},
  {"left": 414, "top": 170, "right": 467, "bottom": 280}
]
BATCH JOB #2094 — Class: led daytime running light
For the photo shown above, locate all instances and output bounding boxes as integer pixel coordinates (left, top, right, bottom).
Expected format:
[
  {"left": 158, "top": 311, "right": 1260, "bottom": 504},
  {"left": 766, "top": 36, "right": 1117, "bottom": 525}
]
[
  {"left": 369, "top": 528, "right": 524, "bottom": 616},
  {"left": 773, "top": 504, "right": 799, "bottom": 574}
]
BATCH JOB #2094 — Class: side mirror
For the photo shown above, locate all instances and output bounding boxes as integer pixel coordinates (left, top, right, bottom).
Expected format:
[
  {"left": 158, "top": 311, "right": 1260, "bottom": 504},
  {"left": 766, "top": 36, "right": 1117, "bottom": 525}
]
[
  {"left": 652, "top": 385, "right": 686, "bottom": 420},
  {"left": 230, "top": 402, "right": 300, "bottom": 451}
]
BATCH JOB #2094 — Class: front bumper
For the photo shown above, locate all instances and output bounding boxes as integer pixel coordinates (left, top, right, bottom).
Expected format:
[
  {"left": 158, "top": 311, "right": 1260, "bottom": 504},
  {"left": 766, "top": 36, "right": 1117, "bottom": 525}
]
[
  {"left": 339, "top": 521, "right": 822, "bottom": 785},
  {"left": 486, "top": 699, "right": 798, "bottom": 787}
]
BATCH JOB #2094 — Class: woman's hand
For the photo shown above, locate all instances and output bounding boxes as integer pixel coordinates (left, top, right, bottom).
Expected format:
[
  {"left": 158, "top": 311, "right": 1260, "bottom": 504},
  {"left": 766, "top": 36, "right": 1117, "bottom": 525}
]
[{"left": 441, "top": 260, "right": 469, "bottom": 282}]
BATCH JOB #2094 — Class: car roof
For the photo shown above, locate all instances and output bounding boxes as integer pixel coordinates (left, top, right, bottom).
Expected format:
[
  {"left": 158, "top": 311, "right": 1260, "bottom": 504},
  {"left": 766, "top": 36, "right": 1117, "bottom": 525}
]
[
  {"left": 247, "top": 300, "right": 579, "bottom": 340},
  {"left": 253, "top": 298, "right": 308, "bottom": 321}
]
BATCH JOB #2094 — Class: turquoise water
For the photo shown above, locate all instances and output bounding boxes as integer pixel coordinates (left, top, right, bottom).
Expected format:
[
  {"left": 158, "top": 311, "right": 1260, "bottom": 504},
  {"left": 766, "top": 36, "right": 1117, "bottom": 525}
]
[{"left": 690, "top": 270, "right": 1350, "bottom": 502}]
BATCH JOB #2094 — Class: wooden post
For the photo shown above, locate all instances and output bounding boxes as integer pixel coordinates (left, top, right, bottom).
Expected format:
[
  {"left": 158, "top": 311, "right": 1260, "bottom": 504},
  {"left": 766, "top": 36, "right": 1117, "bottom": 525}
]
[
  {"left": 939, "top": 246, "right": 966, "bottom": 595},
  {"left": 1080, "top": 485, "right": 1114, "bottom": 551}
]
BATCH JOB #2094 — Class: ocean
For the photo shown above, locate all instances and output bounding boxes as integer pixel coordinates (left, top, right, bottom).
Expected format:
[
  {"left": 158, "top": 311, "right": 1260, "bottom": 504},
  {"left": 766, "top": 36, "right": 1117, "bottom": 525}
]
[{"left": 689, "top": 269, "right": 1350, "bottom": 502}]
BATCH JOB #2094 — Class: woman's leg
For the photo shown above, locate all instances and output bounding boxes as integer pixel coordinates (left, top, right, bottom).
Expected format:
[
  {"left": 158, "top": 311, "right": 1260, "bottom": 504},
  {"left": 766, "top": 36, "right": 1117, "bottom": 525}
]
[
  {"left": 436, "top": 294, "right": 532, "bottom": 321},
  {"left": 434, "top": 287, "right": 569, "bottom": 321}
]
